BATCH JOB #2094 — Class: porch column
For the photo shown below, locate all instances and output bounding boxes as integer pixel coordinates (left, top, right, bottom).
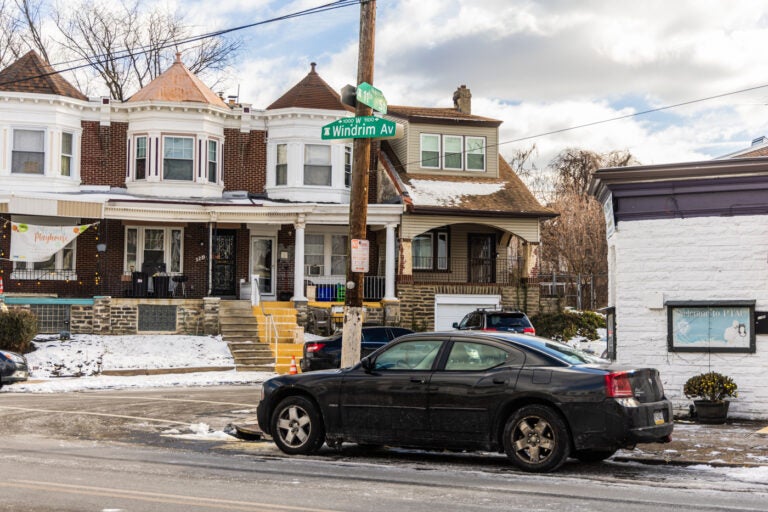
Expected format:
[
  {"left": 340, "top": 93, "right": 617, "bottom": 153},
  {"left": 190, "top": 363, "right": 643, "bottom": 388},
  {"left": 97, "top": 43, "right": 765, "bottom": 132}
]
[
  {"left": 383, "top": 223, "right": 397, "bottom": 301},
  {"left": 293, "top": 215, "right": 307, "bottom": 301}
]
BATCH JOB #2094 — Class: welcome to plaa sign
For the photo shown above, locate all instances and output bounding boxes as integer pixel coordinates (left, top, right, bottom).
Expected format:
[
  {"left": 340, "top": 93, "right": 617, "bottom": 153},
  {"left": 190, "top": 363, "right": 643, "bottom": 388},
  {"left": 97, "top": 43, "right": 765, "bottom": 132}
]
[{"left": 321, "top": 116, "right": 401, "bottom": 140}]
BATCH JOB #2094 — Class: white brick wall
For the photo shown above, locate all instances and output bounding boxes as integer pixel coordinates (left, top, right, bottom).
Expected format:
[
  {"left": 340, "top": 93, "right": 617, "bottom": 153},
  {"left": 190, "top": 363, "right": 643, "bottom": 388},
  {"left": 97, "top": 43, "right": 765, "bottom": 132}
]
[{"left": 610, "top": 215, "right": 768, "bottom": 419}]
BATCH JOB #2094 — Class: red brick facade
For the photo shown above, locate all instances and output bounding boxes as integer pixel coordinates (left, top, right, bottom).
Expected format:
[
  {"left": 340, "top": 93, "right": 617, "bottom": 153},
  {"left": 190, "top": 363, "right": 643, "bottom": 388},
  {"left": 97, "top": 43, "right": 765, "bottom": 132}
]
[
  {"left": 223, "top": 129, "right": 267, "bottom": 193},
  {"left": 80, "top": 121, "right": 128, "bottom": 187}
]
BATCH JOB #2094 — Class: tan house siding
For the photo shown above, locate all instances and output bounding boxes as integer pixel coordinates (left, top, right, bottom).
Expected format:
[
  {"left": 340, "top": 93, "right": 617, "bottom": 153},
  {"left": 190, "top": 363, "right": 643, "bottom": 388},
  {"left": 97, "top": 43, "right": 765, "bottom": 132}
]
[
  {"left": 401, "top": 215, "right": 540, "bottom": 242},
  {"left": 384, "top": 120, "right": 499, "bottom": 178}
]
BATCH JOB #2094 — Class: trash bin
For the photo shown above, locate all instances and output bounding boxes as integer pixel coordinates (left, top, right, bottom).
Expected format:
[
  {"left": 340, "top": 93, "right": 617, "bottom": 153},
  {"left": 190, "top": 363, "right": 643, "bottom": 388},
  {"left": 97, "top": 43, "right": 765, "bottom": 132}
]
[
  {"left": 131, "top": 272, "right": 148, "bottom": 297},
  {"left": 153, "top": 275, "right": 170, "bottom": 298},
  {"left": 317, "top": 285, "right": 333, "bottom": 302}
]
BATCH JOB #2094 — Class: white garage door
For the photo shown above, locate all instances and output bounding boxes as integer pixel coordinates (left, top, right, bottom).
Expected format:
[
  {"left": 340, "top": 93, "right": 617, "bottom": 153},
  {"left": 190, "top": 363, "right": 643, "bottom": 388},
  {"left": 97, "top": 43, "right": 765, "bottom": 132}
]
[{"left": 434, "top": 294, "right": 501, "bottom": 331}]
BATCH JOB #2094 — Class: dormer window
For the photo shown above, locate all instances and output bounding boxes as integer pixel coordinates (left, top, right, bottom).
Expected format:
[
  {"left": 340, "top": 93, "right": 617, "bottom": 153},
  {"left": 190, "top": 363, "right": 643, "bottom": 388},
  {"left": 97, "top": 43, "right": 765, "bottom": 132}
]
[
  {"left": 304, "top": 144, "right": 331, "bottom": 186},
  {"left": 466, "top": 136, "right": 486, "bottom": 171},
  {"left": 163, "top": 136, "right": 194, "bottom": 180},
  {"left": 420, "top": 134, "right": 440, "bottom": 169},
  {"left": 443, "top": 135, "right": 463, "bottom": 170},
  {"left": 135, "top": 136, "right": 147, "bottom": 179},
  {"left": 12, "top": 129, "right": 44, "bottom": 174},
  {"left": 419, "top": 133, "right": 486, "bottom": 172}
]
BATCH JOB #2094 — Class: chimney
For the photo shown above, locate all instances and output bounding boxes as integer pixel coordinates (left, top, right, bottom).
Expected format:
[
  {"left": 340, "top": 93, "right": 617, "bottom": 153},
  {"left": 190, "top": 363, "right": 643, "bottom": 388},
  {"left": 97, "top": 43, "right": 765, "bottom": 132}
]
[{"left": 453, "top": 85, "right": 471, "bottom": 114}]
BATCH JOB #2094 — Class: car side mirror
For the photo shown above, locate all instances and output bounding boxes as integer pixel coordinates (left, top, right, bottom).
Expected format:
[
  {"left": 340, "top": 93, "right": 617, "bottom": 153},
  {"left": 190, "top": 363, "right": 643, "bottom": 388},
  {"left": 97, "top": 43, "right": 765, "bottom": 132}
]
[
  {"left": 360, "top": 356, "right": 373, "bottom": 372},
  {"left": 452, "top": 322, "right": 459, "bottom": 329}
]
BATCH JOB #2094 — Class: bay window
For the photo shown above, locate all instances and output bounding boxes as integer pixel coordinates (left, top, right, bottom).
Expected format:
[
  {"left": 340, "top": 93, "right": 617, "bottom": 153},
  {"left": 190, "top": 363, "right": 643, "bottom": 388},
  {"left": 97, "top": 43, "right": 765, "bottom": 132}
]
[
  {"left": 276, "top": 143, "right": 288, "bottom": 186},
  {"left": 208, "top": 140, "right": 218, "bottom": 183},
  {"left": 304, "top": 144, "right": 332, "bottom": 186},
  {"left": 163, "top": 136, "right": 194, "bottom": 180},
  {"left": 135, "top": 136, "right": 147, "bottom": 179},
  {"left": 12, "top": 129, "right": 45, "bottom": 174},
  {"left": 61, "top": 132, "right": 73, "bottom": 176}
]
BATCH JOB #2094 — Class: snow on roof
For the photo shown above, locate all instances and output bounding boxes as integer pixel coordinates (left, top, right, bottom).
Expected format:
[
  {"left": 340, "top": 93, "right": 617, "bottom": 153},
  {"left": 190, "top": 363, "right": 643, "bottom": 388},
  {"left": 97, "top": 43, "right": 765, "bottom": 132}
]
[{"left": 404, "top": 179, "right": 505, "bottom": 207}]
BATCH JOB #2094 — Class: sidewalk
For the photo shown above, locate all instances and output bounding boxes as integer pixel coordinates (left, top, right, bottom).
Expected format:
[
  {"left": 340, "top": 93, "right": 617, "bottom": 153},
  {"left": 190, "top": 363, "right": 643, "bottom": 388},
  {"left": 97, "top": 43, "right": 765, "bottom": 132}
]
[{"left": 614, "top": 419, "right": 768, "bottom": 467}]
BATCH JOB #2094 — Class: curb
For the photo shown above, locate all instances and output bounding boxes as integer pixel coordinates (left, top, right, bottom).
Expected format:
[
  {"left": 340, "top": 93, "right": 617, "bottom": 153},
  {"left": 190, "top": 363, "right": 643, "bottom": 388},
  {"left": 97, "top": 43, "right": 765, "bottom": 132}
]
[
  {"left": 100, "top": 366, "right": 236, "bottom": 376},
  {"left": 612, "top": 456, "right": 768, "bottom": 468}
]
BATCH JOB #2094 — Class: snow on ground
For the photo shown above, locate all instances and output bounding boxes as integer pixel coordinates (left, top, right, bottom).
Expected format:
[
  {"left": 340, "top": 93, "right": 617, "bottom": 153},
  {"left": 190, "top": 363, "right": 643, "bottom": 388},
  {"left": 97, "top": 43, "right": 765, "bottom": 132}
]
[{"left": 3, "top": 333, "right": 275, "bottom": 393}]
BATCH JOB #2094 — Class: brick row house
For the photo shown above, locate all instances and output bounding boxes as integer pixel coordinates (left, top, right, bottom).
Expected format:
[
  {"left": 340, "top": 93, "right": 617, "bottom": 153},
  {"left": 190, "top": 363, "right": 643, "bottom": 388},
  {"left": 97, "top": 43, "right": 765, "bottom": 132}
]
[{"left": 0, "top": 51, "right": 553, "bottom": 370}]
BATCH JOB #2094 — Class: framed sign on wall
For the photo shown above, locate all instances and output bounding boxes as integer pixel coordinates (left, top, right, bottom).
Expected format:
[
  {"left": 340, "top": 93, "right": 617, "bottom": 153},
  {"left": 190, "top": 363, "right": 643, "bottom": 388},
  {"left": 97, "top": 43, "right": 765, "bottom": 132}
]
[{"left": 667, "top": 300, "right": 756, "bottom": 353}]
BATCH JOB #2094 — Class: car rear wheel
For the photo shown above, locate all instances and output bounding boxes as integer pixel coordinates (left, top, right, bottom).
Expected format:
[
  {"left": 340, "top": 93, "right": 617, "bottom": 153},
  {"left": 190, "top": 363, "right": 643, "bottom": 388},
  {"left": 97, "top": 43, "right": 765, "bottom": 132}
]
[
  {"left": 503, "top": 404, "right": 570, "bottom": 472},
  {"left": 271, "top": 396, "right": 325, "bottom": 455},
  {"left": 573, "top": 449, "right": 616, "bottom": 463}
]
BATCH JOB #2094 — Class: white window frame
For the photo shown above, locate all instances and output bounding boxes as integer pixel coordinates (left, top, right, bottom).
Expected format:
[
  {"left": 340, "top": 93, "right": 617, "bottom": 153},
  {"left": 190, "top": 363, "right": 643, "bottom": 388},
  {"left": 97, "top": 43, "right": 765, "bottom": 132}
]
[
  {"left": 134, "top": 135, "right": 147, "bottom": 180},
  {"left": 465, "top": 136, "right": 486, "bottom": 172},
  {"left": 443, "top": 135, "right": 464, "bottom": 171},
  {"left": 420, "top": 133, "right": 441, "bottom": 169},
  {"left": 207, "top": 140, "right": 218, "bottom": 183},
  {"left": 275, "top": 143, "right": 288, "bottom": 186},
  {"left": 124, "top": 226, "right": 184, "bottom": 274},
  {"left": 162, "top": 136, "right": 195, "bottom": 181},
  {"left": 303, "top": 144, "right": 332, "bottom": 186},
  {"left": 61, "top": 132, "right": 74, "bottom": 177},
  {"left": 344, "top": 145, "right": 352, "bottom": 188},
  {"left": 11, "top": 128, "right": 45, "bottom": 175},
  {"left": 304, "top": 231, "right": 349, "bottom": 277}
]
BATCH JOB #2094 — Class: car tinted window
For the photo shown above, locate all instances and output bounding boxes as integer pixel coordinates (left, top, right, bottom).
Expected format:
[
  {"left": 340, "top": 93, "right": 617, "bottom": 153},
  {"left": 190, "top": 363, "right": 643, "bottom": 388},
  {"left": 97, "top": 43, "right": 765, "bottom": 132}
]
[
  {"left": 488, "top": 314, "right": 530, "bottom": 329},
  {"left": 373, "top": 340, "right": 443, "bottom": 371},
  {"left": 363, "top": 327, "right": 388, "bottom": 342},
  {"left": 445, "top": 341, "right": 508, "bottom": 371},
  {"left": 522, "top": 337, "right": 604, "bottom": 365}
]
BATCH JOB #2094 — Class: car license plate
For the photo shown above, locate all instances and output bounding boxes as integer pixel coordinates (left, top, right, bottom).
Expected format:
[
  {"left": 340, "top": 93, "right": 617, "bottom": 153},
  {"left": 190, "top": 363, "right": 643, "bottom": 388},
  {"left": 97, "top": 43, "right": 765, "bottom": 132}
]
[{"left": 654, "top": 410, "right": 665, "bottom": 425}]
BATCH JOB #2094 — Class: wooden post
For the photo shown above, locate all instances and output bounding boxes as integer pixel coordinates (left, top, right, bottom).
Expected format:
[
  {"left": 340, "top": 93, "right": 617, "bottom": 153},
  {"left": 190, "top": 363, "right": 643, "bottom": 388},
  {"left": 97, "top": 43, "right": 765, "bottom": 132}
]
[{"left": 341, "top": 0, "right": 376, "bottom": 368}]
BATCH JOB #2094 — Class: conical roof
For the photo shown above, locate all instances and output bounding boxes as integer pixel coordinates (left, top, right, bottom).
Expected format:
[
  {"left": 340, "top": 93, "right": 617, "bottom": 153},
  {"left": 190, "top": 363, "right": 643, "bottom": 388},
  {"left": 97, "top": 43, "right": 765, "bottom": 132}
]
[
  {"left": 267, "top": 62, "right": 351, "bottom": 111},
  {"left": 0, "top": 51, "right": 87, "bottom": 100},
  {"left": 128, "top": 53, "right": 228, "bottom": 107}
]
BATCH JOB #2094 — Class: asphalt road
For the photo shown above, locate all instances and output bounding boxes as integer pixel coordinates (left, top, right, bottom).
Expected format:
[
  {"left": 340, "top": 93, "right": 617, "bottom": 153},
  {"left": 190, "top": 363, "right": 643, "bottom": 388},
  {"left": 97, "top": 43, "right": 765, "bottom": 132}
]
[{"left": 1, "top": 386, "right": 767, "bottom": 512}]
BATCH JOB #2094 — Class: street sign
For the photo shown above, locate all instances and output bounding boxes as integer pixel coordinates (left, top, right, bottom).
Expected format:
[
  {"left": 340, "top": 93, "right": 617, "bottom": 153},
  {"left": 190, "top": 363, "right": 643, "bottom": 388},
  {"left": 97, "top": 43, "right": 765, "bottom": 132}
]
[
  {"left": 321, "top": 116, "right": 402, "bottom": 140},
  {"left": 351, "top": 239, "right": 369, "bottom": 273},
  {"left": 356, "top": 82, "right": 387, "bottom": 113}
]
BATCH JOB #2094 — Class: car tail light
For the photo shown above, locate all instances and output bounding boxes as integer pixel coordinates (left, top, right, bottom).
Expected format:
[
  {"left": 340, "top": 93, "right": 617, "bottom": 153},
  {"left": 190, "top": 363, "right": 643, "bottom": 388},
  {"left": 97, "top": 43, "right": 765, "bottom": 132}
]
[
  {"left": 305, "top": 342, "right": 326, "bottom": 353},
  {"left": 523, "top": 327, "right": 535, "bottom": 335},
  {"left": 605, "top": 371, "right": 634, "bottom": 398}
]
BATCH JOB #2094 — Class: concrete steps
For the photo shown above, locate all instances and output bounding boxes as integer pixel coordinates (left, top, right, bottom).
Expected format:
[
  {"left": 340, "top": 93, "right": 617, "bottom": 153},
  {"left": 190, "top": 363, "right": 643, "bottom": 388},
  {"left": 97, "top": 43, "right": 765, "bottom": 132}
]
[{"left": 219, "top": 300, "right": 304, "bottom": 373}]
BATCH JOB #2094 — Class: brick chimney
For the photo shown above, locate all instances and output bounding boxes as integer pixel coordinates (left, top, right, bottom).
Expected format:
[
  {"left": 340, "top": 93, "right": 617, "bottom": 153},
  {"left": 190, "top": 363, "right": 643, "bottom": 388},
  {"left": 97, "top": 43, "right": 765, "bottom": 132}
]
[{"left": 453, "top": 85, "right": 471, "bottom": 114}]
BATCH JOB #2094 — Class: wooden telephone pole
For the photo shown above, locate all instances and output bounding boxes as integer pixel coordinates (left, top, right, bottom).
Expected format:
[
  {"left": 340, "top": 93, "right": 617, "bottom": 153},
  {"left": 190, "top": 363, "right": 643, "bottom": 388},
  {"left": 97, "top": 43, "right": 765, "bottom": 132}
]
[{"left": 340, "top": 0, "right": 376, "bottom": 368}]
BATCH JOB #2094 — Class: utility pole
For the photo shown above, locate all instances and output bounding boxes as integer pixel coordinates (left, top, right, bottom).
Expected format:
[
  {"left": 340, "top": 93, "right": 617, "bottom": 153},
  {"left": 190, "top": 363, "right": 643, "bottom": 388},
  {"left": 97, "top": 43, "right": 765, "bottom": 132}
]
[{"left": 340, "top": 0, "right": 376, "bottom": 368}]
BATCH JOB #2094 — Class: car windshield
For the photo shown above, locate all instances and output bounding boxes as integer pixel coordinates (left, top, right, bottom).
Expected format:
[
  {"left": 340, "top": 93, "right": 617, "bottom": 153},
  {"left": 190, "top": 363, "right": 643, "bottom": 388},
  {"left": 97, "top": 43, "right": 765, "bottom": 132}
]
[{"left": 517, "top": 336, "right": 606, "bottom": 365}]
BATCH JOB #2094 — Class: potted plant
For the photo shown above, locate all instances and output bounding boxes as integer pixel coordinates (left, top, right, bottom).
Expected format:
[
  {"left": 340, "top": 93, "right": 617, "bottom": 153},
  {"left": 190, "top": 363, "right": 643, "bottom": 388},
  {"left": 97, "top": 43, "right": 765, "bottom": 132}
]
[{"left": 683, "top": 371, "right": 738, "bottom": 424}]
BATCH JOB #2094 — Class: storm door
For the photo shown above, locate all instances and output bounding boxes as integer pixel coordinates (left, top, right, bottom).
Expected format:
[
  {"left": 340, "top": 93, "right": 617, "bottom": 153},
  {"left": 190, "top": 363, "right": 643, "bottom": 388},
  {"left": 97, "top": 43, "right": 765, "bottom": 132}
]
[
  {"left": 468, "top": 234, "right": 495, "bottom": 283},
  {"left": 212, "top": 230, "right": 236, "bottom": 297},
  {"left": 251, "top": 237, "right": 275, "bottom": 299}
]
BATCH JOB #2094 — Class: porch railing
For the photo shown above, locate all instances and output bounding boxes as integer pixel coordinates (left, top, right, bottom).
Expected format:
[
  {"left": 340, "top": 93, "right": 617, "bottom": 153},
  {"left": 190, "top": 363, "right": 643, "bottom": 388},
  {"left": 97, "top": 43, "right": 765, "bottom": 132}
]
[
  {"left": 304, "top": 275, "right": 386, "bottom": 302},
  {"left": 407, "top": 256, "right": 525, "bottom": 285}
]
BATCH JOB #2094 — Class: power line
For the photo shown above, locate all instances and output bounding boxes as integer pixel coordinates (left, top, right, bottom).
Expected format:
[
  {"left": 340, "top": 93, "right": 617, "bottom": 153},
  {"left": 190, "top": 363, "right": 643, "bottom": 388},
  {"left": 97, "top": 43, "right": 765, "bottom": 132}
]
[{"left": 0, "top": 0, "right": 360, "bottom": 88}]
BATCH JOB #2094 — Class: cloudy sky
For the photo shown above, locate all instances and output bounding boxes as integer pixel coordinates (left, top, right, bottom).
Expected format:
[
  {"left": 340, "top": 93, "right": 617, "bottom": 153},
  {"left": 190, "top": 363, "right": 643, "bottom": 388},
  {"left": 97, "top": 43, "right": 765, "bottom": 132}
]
[{"left": 127, "top": 1, "right": 768, "bottom": 169}]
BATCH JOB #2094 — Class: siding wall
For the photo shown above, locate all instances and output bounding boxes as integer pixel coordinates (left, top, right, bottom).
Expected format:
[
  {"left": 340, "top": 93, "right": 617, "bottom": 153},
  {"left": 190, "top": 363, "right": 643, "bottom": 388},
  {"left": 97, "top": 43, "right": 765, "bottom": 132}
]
[{"left": 610, "top": 215, "right": 768, "bottom": 419}]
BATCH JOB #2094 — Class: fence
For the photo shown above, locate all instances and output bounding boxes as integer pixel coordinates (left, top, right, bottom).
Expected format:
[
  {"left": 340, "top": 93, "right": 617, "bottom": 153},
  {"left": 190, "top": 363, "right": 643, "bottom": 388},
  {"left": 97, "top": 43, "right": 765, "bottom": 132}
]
[
  {"left": 410, "top": 257, "right": 525, "bottom": 285},
  {"left": 537, "top": 272, "right": 608, "bottom": 310},
  {"left": 305, "top": 276, "right": 386, "bottom": 302}
]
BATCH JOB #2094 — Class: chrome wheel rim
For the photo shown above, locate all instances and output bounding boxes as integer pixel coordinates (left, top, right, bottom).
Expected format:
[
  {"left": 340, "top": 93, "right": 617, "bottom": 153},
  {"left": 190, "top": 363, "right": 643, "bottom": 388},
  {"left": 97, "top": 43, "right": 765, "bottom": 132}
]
[
  {"left": 512, "top": 415, "right": 556, "bottom": 465},
  {"left": 276, "top": 404, "right": 312, "bottom": 448}
]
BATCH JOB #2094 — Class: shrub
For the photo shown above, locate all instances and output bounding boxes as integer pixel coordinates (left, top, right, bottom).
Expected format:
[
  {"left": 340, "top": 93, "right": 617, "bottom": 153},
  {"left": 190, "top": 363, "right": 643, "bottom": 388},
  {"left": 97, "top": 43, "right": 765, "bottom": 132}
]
[
  {"left": 684, "top": 372, "right": 738, "bottom": 402},
  {"left": 529, "top": 309, "right": 605, "bottom": 342},
  {"left": 0, "top": 308, "right": 38, "bottom": 353}
]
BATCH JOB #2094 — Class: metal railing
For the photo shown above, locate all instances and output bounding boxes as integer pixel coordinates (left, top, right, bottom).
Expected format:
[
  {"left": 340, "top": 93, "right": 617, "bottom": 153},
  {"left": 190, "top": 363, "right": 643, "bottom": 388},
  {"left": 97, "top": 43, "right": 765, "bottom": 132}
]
[
  {"left": 408, "top": 256, "right": 525, "bottom": 285},
  {"left": 304, "top": 275, "right": 386, "bottom": 302}
]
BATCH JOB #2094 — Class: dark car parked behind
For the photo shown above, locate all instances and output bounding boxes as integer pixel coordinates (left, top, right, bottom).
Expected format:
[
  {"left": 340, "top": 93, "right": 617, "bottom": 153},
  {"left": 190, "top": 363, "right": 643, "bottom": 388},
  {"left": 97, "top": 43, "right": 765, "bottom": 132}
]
[
  {"left": 258, "top": 331, "right": 673, "bottom": 473},
  {"left": 0, "top": 349, "right": 29, "bottom": 388},
  {"left": 300, "top": 326, "right": 413, "bottom": 372}
]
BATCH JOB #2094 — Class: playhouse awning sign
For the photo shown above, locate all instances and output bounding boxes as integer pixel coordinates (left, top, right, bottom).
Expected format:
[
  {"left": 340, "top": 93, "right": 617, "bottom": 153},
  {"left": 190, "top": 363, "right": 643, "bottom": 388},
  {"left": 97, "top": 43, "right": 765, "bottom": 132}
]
[{"left": 10, "top": 222, "right": 94, "bottom": 262}]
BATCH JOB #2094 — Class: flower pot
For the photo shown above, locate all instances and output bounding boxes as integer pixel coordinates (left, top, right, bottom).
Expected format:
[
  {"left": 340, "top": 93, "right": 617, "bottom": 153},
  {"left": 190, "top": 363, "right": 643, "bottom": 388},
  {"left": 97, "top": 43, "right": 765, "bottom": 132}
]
[{"left": 694, "top": 400, "right": 730, "bottom": 424}]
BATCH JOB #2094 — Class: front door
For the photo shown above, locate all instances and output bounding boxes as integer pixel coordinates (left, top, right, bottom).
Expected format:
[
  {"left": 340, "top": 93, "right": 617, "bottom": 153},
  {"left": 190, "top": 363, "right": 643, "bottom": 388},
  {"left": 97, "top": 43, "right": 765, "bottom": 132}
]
[
  {"left": 212, "top": 230, "right": 236, "bottom": 297},
  {"left": 251, "top": 237, "right": 275, "bottom": 299},
  {"left": 468, "top": 234, "right": 495, "bottom": 283}
]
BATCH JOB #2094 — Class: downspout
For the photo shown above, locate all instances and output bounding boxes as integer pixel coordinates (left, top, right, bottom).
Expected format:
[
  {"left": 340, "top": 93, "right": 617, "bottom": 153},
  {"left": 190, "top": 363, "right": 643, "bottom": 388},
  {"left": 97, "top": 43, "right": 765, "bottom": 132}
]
[{"left": 208, "top": 219, "right": 214, "bottom": 296}]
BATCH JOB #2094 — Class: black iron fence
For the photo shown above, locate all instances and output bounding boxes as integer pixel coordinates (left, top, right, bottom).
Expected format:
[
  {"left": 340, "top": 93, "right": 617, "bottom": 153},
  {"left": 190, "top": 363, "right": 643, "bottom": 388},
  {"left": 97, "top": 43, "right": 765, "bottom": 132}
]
[{"left": 305, "top": 276, "right": 386, "bottom": 302}]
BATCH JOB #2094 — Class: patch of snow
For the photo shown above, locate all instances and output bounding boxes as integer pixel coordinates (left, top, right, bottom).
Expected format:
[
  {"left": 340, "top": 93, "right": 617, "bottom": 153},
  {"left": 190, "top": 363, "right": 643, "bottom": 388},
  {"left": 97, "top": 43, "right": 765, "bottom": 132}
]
[{"left": 404, "top": 180, "right": 504, "bottom": 207}]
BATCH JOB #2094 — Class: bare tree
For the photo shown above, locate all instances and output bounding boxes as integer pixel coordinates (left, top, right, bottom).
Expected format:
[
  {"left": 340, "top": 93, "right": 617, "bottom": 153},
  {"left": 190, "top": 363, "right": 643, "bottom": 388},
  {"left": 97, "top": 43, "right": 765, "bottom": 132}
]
[
  {"left": 539, "top": 148, "right": 637, "bottom": 308},
  {"left": 1, "top": 0, "right": 241, "bottom": 100}
]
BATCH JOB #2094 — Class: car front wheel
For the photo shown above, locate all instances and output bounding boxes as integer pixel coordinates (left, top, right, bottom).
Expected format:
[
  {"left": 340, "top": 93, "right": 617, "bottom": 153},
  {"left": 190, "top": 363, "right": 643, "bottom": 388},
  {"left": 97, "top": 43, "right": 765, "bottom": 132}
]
[
  {"left": 503, "top": 404, "right": 570, "bottom": 472},
  {"left": 271, "top": 395, "right": 325, "bottom": 455}
]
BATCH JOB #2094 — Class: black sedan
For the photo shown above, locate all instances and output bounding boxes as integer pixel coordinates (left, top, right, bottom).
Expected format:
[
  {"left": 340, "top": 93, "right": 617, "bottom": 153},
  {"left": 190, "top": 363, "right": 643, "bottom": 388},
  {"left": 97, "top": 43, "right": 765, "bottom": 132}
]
[
  {"left": 0, "top": 349, "right": 29, "bottom": 388},
  {"left": 300, "top": 326, "right": 413, "bottom": 372},
  {"left": 257, "top": 331, "right": 673, "bottom": 473}
]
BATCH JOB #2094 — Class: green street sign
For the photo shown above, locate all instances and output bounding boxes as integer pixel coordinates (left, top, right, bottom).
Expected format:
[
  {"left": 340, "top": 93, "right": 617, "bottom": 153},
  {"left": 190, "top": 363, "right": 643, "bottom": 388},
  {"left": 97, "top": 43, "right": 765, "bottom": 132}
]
[
  {"left": 321, "top": 116, "right": 402, "bottom": 140},
  {"left": 356, "top": 82, "right": 387, "bottom": 113}
]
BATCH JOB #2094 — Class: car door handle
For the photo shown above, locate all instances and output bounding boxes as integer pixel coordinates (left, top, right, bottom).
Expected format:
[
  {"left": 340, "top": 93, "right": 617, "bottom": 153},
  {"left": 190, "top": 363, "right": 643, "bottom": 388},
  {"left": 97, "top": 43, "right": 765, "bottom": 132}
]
[
  {"left": 410, "top": 377, "right": 426, "bottom": 384},
  {"left": 492, "top": 378, "right": 506, "bottom": 385}
]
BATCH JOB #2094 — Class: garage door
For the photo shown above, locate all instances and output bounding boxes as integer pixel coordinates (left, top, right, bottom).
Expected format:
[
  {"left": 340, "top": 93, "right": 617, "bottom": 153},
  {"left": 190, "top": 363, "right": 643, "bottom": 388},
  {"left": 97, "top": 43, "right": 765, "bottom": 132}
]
[{"left": 434, "top": 294, "right": 501, "bottom": 331}]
